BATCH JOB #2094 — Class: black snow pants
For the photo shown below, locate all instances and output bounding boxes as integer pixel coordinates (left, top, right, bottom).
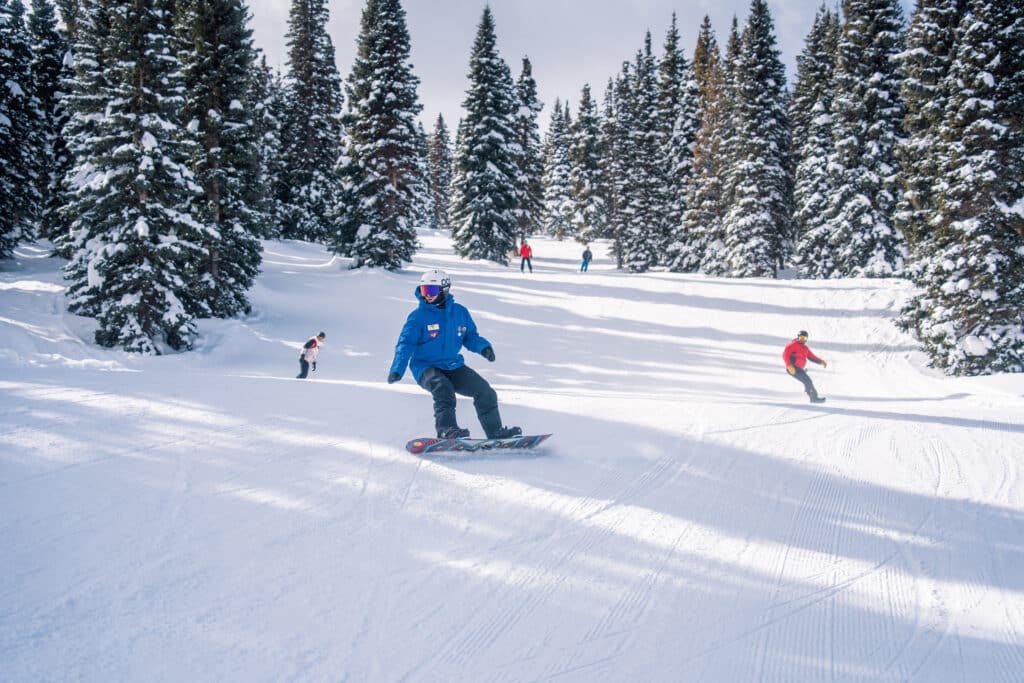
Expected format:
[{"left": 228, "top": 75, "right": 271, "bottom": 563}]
[
  {"left": 788, "top": 367, "right": 819, "bottom": 400},
  {"left": 418, "top": 365, "right": 503, "bottom": 438},
  {"left": 297, "top": 357, "right": 310, "bottom": 379}
]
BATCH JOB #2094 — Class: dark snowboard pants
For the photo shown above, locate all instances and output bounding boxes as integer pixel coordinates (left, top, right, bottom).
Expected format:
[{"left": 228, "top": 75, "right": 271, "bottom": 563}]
[
  {"left": 418, "top": 365, "right": 503, "bottom": 438},
  {"left": 788, "top": 367, "right": 819, "bottom": 400},
  {"left": 520, "top": 257, "right": 532, "bottom": 273},
  {"left": 297, "top": 357, "right": 310, "bottom": 379}
]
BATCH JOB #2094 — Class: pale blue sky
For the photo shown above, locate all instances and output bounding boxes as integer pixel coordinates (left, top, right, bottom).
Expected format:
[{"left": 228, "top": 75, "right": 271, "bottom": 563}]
[{"left": 248, "top": 0, "right": 915, "bottom": 131}]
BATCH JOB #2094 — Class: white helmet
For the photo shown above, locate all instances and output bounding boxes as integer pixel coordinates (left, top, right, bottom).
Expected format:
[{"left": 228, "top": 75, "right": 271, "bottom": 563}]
[{"left": 419, "top": 269, "right": 451, "bottom": 298}]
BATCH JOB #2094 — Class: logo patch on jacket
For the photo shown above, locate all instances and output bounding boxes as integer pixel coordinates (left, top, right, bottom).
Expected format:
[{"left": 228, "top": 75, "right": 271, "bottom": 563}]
[
  {"left": 458, "top": 326, "right": 466, "bottom": 337},
  {"left": 427, "top": 323, "right": 439, "bottom": 338}
]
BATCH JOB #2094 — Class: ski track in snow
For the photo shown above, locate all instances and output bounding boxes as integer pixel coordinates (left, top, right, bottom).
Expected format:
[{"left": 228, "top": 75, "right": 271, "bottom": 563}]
[{"left": 2, "top": 232, "right": 1024, "bottom": 682}]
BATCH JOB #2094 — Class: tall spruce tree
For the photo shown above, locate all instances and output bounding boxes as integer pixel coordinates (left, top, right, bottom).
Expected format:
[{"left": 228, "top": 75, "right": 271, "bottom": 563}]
[
  {"left": 619, "top": 34, "right": 662, "bottom": 272},
  {"left": 656, "top": 13, "right": 699, "bottom": 261},
  {"left": 0, "top": 0, "right": 40, "bottom": 258},
  {"left": 513, "top": 57, "right": 544, "bottom": 239},
  {"left": 247, "top": 56, "right": 287, "bottom": 238},
  {"left": 719, "top": 0, "right": 791, "bottom": 278},
  {"left": 333, "top": 0, "right": 421, "bottom": 269},
  {"left": 410, "top": 121, "right": 434, "bottom": 229},
  {"left": 278, "top": 0, "right": 343, "bottom": 242},
  {"left": 899, "top": 0, "right": 1024, "bottom": 375},
  {"left": 600, "top": 75, "right": 627, "bottom": 266},
  {"left": 821, "top": 0, "right": 907, "bottom": 277},
  {"left": 792, "top": 5, "right": 841, "bottom": 277},
  {"left": 27, "top": 0, "right": 68, "bottom": 245},
  {"left": 175, "top": 0, "right": 262, "bottom": 318},
  {"left": 450, "top": 7, "right": 520, "bottom": 264},
  {"left": 894, "top": 0, "right": 968, "bottom": 257},
  {"left": 427, "top": 114, "right": 453, "bottom": 230},
  {"left": 569, "top": 83, "right": 605, "bottom": 243},
  {"left": 63, "top": 0, "right": 212, "bottom": 353},
  {"left": 541, "top": 99, "right": 574, "bottom": 240},
  {"left": 671, "top": 15, "right": 725, "bottom": 272}
]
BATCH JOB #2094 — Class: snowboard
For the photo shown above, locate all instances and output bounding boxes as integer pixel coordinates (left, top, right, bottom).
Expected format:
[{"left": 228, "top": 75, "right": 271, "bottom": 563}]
[{"left": 405, "top": 433, "right": 552, "bottom": 455}]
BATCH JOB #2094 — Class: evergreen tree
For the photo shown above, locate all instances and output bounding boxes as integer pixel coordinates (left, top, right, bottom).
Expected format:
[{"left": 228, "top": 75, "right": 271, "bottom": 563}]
[
  {"left": 821, "top": 0, "right": 907, "bottom": 277},
  {"left": 427, "top": 114, "right": 453, "bottom": 230},
  {"left": 278, "top": 0, "right": 343, "bottom": 242},
  {"left": 28, "top": 0, "right": 68, "bottom": 245},
  {"left": 63, "top": 0, "right": 212, "bottom": 353},
  {"left": 333, "top": 0, "right": 421, "bottom": 269},
  {"left": 0, "top": 0, "right": 40, "bottom": 257},
  {"left": 619, "top": 34, "right": 662, "bottom": 272},
  {"left": 569, "top": 83, "right": 605, "bottom": 243},
  {"left": 792, "top": 5, "right": 841, "bottom": 277},
  {"left": 656, "top": 13, "right": 699, "bottom": 261},
  {"left": 247, "top": 55, "right": 287, "bottom": 238},
  {"left": 410, "top": 121, "right": 434, "bottom": 229},
  {"left": 512, "top": 57, "right": 544, "bottom": 239},
  {"left": 599, "top": 76, "right": 626, "bottom": 265},
  {"left": 894, "top": 0, "right": 968, "bottom": 255},
  {"left": 450, "top": 7, "right": 520, "bottom": 264},
  {"left": 175, "top": 0, "right": 263, "bottom": 318},
  {"left": 541, "top": 100, "right": 574, "bottom": 240},
  {"left": 671, "top": 15, "right": 725, "bottom": 272},
  {"left": 899, "top": 0, "right": 1024, "bottom": 375},
  {"left": 719, "top": 0, "right": 791, "bottom": 278}
]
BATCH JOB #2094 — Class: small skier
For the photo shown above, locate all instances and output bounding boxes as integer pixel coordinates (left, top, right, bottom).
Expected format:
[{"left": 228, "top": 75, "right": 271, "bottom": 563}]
[
  {"left": 519, "top": 240, "right": 533, "bottom": 273},
  {"left": 297, "top": 332, "right": 325, "bottom": 379},
  {"left": 783, "top": 330, "right": 827, "bottom": 403},
  {"left": 388, "top": 269, "right": 522, "bottom": 440},
  {"left": 581, "top": 244, "right": 593, "bottom": 272}
]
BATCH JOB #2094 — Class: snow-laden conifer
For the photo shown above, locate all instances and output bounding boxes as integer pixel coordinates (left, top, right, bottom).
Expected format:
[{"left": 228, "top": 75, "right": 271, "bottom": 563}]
[
  {"left": 333, "top": 0, "right": 421, "bottom": 269},
  {"left": 247, "top": 56, "right": 286, "bottom": 238},
  {"left": 569, "top": 83, "right": 606, "bottom": 244},
  {"left": 899, "top": 0, "right": 1024, "bottom": 375},
  {"left": 427, "top": 114, "right": 453, "bottom": 231},
  {"left": 450, "top": 7, "right": 520, "bottom": 264},
  {"left": 512, "top": 57, "right": 544, "bottom": 239},
  {"left": 541, "top": 100, "right": 574, "bottom": 240}
]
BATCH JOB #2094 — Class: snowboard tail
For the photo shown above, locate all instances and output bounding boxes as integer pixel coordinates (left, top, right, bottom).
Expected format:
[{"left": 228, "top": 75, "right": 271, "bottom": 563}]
[{"left": 406, "top": 434, "right": 552, "bottom": 455}]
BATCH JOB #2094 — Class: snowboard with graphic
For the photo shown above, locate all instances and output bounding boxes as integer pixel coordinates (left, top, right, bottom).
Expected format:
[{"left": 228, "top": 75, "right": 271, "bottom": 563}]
[{"left": 405, "top": 434, "right": 552, "bottom": 455}]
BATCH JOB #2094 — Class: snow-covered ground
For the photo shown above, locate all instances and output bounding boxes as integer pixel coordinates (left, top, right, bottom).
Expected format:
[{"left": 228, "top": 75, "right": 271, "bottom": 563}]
[{"left": 2, "top": 230, "right": 1023, "bottom": 682}]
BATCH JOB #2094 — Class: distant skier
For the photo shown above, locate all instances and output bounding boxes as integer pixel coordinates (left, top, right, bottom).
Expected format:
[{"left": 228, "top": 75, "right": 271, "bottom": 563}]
[
  {"left": 387, "top": 269, "right": 522, "bottom": 440},
  {"left": 297, "top": 332, "right": 325, "bottom": 379},
  {"left": 519, "top": 240, "right": 533, "bottom": 273},
  {"left": 783, "top": 330, "right": 827, "bottom": 403},
  {"left": 581, "top": 245, "right": 593, "bottom": 272}
]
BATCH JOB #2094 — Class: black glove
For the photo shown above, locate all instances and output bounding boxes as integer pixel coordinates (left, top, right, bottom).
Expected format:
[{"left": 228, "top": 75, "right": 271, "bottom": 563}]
[
  {"left": 387, "top": 371, "right": 401, "bottom": 384},
  {"left": 481, "top": 347, "right": 495, "bottom": 362},
  {"left": 312, "top": 362, "right": 316, "bottom": 371}
]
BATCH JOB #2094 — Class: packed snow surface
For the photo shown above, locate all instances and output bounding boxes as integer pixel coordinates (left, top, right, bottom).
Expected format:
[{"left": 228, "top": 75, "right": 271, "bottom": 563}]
[{"left": 2, "top": 231, "right": 1023, "bottom": 681}]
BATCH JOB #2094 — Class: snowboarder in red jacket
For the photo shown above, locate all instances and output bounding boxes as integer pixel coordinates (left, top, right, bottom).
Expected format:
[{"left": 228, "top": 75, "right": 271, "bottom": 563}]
[
  {"left": 519, "top": 240, "right": 533, "bottom": 273},
  {"left": 783, "top": 330, "right": 827, "bottom": 403}
]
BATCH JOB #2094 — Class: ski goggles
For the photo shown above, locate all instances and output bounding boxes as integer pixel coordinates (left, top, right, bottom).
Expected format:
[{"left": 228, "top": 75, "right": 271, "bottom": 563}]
[{"left": 420, "top": 284, "right": 442, "bottom": 297}]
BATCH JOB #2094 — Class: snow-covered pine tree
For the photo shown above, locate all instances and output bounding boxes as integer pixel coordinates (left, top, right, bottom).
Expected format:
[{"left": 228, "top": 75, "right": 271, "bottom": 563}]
[
  {"left": 656, "top": 13, "right": 699, "bottom": 263},
  {"left": 619, "top": 34, "right": 662, "bottom": 273},
  {"left": 719, "top": 0, "right": 791, "bottom": 278},
  {"left": 0, "top": 0, "right": 41, "bottom": 258},
  {"left": 792, "top": 5, "right": 841, "bottom": 278},
  {"left": 512, "top": 57, "right": 544, "bottom": 239},
  {"left": 27, "top": 0, "right": 68, "bottom": 246},
  {"left": 247, "top": 56, "right": 286, "bottom": 238},
  {"left": 410, "top": 120, "right": 435, "bottom": 229},
  {"left": 450, "top": 7, "right": 520, "bottom": 264},
  {"left": 599, "top": 76, "right": 626, "bottom": 266},
  {"left": 541, "top": 99, "right": 574, "bottom": 241},
  {"left": 175, "top": 0, "right": 262, "bottom": 318},
  {"left": 63, "top": 0, "right": 212, "bottom": 353},
  {"left": 821, "top": 0, "right": 907, "bottom": 277},
  {"left": 427, "top": 114, "right": 453, "bottom": 230},
  {"left": 894, "top": 0, "right": 967, "bottom": 257},
  {"left": 899, "top": 0, "right": 1024, "bottom": 375},
  {"left": 569, "top": 83, "right": 606, "bottom": 244},
  {"left": 671, "top": 15, "right": 725, "bottom": 272},
  {"left": 333, "top": 0, "right": 421, "bottom": 269},
  {"left": 278, "top": 0, "right": 343, "bottom": 242}
]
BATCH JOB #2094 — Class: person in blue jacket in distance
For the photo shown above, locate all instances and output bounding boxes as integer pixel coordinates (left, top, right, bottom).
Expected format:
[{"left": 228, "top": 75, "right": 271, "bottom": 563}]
[{"left": 388, "top": 269, "right": 522, "bottom": 440}]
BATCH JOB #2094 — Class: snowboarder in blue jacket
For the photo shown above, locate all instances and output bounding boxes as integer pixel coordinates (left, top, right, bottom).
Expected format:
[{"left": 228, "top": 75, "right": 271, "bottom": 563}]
[{"left": 388, "top": 269, "right": 522, "bottom": 440}]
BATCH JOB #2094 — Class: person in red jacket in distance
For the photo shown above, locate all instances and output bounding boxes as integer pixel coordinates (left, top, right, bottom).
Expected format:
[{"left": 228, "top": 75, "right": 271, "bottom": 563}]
[
  {"left": 783, "top": 330, "right": 828, "bottom": 403},
  {"left": 519, "top": 239, "right": 533, "bottom": 273}
]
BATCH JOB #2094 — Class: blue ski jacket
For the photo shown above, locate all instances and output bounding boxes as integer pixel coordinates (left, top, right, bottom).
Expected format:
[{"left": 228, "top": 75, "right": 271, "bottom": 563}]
[{"left": 389, "top": 288, "right": 492, "bottom": 382}]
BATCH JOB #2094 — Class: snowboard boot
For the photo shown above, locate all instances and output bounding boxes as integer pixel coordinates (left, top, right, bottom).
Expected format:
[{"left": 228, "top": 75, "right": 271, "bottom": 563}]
[
  {"left": 810, "top": 396, "right": 826, "bottom": 404},
  {"left": 439, "top": 426, "right": 470, "bottom": 439},
  {"left": 492, "top": 426, "right": 522, "bottom": 439}
]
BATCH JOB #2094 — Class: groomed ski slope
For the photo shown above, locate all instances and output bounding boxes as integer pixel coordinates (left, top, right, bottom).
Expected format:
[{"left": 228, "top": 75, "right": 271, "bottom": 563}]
[{"left": 2, "top": 230, "right": 1023, "bottom": 682}]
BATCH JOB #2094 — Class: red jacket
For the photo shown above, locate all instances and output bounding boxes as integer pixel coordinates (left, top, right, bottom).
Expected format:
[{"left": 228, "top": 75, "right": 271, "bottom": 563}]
[
  {"left": 783, "top": 339, "right": 822, "bottom": 369},
  {"left": 519, "top": 243, "right": 533, "bottom": 258}
]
